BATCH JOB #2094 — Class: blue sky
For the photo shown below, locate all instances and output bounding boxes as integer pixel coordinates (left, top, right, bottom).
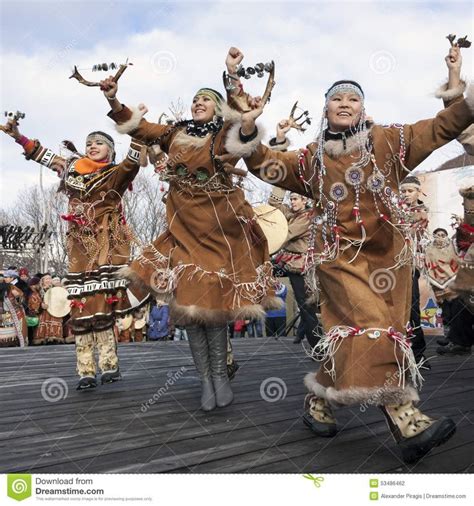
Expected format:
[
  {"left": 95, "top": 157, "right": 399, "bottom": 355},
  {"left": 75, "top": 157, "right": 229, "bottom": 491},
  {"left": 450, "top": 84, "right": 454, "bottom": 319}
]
[{"left": 1, "top": 0, "right": 473, "bottom": 211}]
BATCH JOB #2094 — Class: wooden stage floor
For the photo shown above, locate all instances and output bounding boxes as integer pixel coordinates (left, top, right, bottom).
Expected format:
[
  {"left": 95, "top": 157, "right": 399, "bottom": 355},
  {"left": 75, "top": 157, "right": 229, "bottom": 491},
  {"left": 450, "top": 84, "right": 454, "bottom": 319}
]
[{"left": 0, "top": 335, "right": 473, "bottom": 474}]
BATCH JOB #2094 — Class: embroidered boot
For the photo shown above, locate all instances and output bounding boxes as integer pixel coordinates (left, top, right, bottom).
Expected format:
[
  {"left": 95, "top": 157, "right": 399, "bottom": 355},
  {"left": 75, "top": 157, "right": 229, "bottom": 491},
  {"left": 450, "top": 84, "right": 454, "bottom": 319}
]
[
  {"left": 187, "top": 325, "right": 216, "bottom": 411},
  {"left": 302, "top": 394, "right": 338, "bottom": 437},
  {"left": 76, "top": 333, "right": 97, "bottom": 390},
  {"left": 96, "top": 329, "right": 122, "bottom": 385},
  {"left": 381, "top": 401, "right": 456, "bottom": 463},
  {"left": 207, "top": 325, "right": 234, "bottom": 408}
]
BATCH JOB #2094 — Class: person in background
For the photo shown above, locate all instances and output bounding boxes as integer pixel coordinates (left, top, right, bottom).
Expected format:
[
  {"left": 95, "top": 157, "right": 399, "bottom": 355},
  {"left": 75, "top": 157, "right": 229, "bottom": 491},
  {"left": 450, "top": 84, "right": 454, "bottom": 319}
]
[
  {"left": 0, "top": 270, "right": 27, "bottom": 347},
  {"left": 174, "top": 325, "right": 189, "bottom": 341},
  {"left": 233, "top": 320, "right": 246, "bottom": 339},
  {"left": 267, "top": 121, "right": 321, "bottom": 348},
  {"left": 265, "top": 281, "right": 288, "bottom": 338},
  {"left": 436, "top": 182, "right": 474, "bottom": 356},
  {"left": 424, "top": 228, "right": 459, "bottom": 346},
  {"left": 18, "top": 268, "right": 31, "bottom": 294},
  {"left": 246, "top": 318, "right": 263, "bottom": 338},
  {"left": 34, "top": 273, "right": 64, "bottom": 345},
  {"left": 51, "top": 276, "right": 62, "bottom": 287},
  {"left": 148, "top": 299, "right": 170, "bottom": 341},
  {"left": 26, "top": 276, "right": 42, "bottom": 346},
  {"left": 399, "top": 175, "right": 429, "bottom": 370}
]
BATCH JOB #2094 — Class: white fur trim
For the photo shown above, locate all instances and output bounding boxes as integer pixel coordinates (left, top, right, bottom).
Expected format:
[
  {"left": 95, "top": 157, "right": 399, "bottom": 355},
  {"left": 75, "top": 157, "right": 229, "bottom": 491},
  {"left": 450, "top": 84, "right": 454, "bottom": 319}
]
[
  {"left": 219, "top": 102, "right": 242, "bottom": 123},
  {"left": 115, "top": 106, "right": 147, "bottom": 135},
  {"left": 224, "top": 122, "right": 265, "bottom": 158},
  {"left": 464, "top": 82, "right": 474, "bottom": 114},
  {"left": 170, "top": 299, "right": 267, "bottom": 326},
  {"left": 434, "top": 80, "right": 467, "bottom": 101},
  {"left": 304, "top": 372, "right": 328, "bottom": 398},
  {"left": 303, "top": 372, "right": 420, "bottom": 407},
  {"left": 325, "top": 385, "right": 419, "bottom": 407},
  {"left": 324, "top": 128, "right": 370, "bottom": 157}
]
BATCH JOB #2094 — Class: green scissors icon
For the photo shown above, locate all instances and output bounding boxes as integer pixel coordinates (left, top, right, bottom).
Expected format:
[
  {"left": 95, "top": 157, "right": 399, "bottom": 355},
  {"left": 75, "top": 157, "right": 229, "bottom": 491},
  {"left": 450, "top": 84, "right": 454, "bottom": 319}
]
[{"left": 303, "top": 474, "right": 325, "bottom": 487}]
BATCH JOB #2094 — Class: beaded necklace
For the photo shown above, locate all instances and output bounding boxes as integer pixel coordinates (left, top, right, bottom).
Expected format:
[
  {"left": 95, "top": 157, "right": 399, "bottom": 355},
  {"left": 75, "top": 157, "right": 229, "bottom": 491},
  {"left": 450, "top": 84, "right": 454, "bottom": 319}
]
[{"left": 302, "top": 125, "right": 413, "bottom": 270}]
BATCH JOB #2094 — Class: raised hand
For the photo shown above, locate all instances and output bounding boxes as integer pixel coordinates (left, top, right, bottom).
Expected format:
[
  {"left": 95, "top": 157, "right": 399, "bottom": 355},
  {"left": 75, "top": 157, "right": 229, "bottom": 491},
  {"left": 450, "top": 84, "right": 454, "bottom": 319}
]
[
  {"left": 100, "top": 75, "right": 118, "bottom": 99},
  {"left": 226, "top": 47, "right": 244, "bottom": 73},
  {"left": 241, "top": 97, "right": 264, "bottom": 135},
  {"left": 446, "top": 45, "right": 462, "bottom": 71},
  {"left": 276, "top": 119, "right": 291, "bottom": 140},
  {"left": 1, "top": 120, "right": 21, "bottom": 140}
]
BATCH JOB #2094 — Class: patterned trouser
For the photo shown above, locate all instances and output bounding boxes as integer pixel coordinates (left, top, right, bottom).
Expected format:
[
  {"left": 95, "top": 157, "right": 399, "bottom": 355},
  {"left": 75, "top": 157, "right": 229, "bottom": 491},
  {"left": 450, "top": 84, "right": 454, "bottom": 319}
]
[{"left": 75, "top": 328, "right": 119, "bottom": 378}]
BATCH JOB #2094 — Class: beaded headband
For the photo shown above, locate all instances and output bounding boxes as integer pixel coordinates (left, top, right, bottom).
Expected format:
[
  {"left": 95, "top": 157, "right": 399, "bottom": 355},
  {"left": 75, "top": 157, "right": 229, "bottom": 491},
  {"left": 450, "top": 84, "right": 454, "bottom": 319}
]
[
  {"left": 325, "top": 83, "right": 364, "bottom": 103},
  {"left": 400, "top": 176, "right": 421, "bottom": 190},
  {"left": 194, "top": 88, "right": 224, "bottom": 106}
]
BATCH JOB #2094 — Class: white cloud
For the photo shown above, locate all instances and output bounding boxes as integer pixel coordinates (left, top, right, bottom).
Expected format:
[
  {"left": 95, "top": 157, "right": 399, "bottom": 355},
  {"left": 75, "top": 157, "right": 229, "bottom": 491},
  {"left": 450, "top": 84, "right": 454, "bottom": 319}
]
[{"left": 1, "top": 0, "right": 473, "bottom": 209}]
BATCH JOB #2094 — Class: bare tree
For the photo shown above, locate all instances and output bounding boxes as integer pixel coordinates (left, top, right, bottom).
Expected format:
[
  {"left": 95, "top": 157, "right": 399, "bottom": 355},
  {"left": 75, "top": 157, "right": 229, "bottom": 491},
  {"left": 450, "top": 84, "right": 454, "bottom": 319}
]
[
  {"left": 1, "top": 169, "right": 272, "bottom": 273},
  {"left": 122, "top": 171, "right": 168, "bottom": 251}
]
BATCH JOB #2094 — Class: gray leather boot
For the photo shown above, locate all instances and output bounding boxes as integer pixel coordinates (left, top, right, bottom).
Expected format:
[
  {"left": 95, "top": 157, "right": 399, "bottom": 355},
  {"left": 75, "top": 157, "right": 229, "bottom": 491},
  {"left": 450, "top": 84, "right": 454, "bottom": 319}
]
[
  {"left": 187, "top": 325, "right": 216, "bottom": 411},
  {"left": 207, "top": 325, "right": 234, "bottom": 407}
]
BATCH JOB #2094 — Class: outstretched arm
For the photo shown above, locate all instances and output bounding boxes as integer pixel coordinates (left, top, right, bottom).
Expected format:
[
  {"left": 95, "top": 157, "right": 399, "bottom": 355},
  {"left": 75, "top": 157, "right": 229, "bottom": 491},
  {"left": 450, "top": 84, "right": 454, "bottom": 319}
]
[
  {"left": 402, "top": 85, "right": 474, "bottom": 170},
  {"left": 1, "top": 120, "right": 66, "bottom": 174},
  {"left": 110, "top": 138, "right": 145, "bottom": 193},
  {"left": 100, "top": 76, "right": 173, "bottom": 151},
  {"left": 224, "top": 106, "right": 313, "bottom": 198},
  {"left": 436, "top": 44, "right": 474, "bottom": 156}
]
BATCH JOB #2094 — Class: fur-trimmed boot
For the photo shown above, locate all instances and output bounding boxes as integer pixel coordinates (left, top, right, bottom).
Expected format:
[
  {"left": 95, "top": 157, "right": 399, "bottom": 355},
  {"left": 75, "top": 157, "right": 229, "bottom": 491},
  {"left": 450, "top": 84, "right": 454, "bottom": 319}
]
[
  {"left": 381, "top": 402, "right": 456, "bottom": 463},
  {"left": 207, "top": 326, "right": 234, "bottom": 408},
  {"left": 302, "top": 393, "right": 338, "bottom": 437},
  {"left": 187, "top": 325, "right": 216, "bottom": 411}
]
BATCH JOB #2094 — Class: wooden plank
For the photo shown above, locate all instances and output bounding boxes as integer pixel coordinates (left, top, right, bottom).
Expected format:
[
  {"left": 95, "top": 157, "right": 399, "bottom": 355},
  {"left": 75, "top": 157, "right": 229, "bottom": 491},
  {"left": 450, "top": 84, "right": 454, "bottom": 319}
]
[{"left": 0, "top": 338, "right": 472, "bottom": 474}]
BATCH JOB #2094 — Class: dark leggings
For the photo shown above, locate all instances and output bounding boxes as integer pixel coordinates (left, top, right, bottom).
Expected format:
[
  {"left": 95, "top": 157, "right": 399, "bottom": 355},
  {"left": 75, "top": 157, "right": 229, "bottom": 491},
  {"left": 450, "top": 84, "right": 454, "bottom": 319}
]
[{"left": 287, "top": 272, "right": 320, "bottom": 348}]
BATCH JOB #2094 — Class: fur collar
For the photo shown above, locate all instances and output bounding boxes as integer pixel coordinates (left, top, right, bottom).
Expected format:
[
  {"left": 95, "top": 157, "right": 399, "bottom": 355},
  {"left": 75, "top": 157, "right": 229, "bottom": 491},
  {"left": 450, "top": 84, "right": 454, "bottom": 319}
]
[{"left": 323, "top": 125, "right": 372, "bottom": 158}]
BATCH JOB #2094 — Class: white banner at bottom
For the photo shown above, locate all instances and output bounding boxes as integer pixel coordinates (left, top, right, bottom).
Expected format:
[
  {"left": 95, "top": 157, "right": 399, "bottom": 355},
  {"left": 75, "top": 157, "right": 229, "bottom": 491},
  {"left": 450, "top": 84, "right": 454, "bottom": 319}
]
[{"left": 2, "top": 474, "right": 472, "bottom": 505}]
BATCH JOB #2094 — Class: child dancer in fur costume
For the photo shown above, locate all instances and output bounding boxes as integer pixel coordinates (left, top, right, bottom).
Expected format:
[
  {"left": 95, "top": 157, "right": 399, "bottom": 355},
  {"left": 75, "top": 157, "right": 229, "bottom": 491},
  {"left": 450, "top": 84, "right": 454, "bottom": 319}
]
[
  {"left": 99, "top": 49, "right": 280, "bottom": 412},
  {"left": 226, "top": 45, "right": 474, "bottom": 462},
  {"left": 2, "top": 120, "right": 146, "bottom": 390}
]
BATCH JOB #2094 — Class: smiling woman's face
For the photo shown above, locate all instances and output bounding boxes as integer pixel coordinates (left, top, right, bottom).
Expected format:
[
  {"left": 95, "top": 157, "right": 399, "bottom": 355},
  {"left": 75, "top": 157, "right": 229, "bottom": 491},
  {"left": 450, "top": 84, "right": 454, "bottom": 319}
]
[
  {"left": 326, "top": 92, "right": 362, "bottom": 132},
  {"left": 191, "top": 94, "right": 216, "bottom": 123},
  {"left": 86, "top": 139, "right": 110, "bottom": 162}
]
